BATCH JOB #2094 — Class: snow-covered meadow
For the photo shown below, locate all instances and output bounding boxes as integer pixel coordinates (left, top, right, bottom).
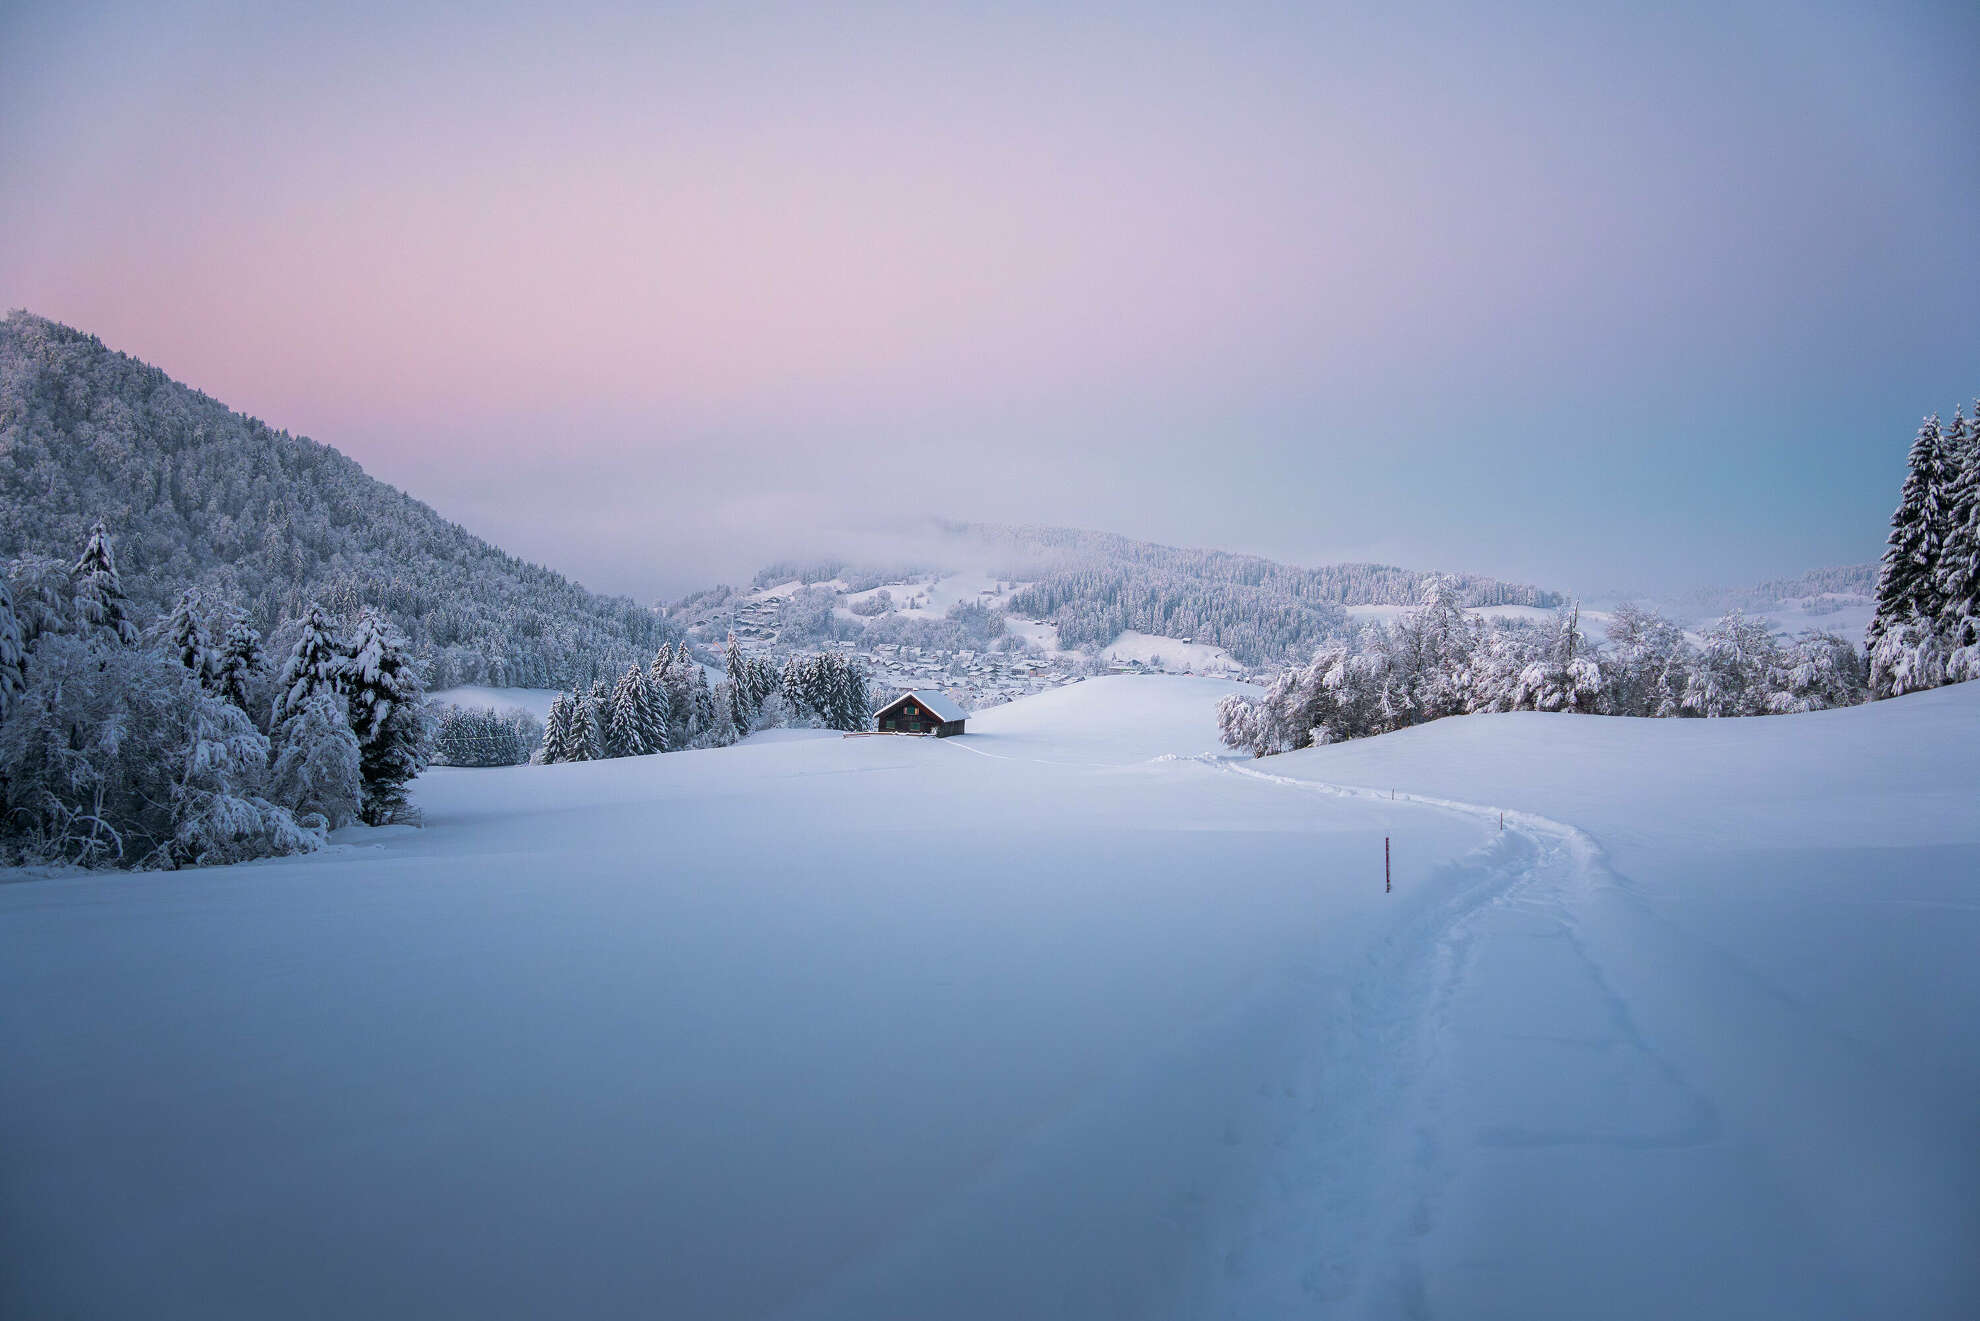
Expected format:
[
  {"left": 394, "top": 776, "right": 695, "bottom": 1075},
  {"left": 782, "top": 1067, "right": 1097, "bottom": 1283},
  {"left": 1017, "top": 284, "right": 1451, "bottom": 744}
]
[{"left": 3, "top": 677, "right": 1975, "bottom": 1318}]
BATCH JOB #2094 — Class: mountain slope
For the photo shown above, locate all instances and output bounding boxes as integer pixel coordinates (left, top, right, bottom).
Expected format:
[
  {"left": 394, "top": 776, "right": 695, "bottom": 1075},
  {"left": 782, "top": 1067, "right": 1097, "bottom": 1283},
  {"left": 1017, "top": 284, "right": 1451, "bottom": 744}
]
[
  {"left": 737, "top": 521, "right": 1567, "bottom": 667},
  {"left": 0, "top": 311, "right": 670, "bottom": 687}
]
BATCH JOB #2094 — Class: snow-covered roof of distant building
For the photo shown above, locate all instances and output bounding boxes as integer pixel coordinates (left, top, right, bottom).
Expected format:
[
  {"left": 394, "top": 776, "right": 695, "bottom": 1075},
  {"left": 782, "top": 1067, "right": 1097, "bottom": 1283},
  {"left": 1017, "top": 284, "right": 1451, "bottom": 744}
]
[{"left": 878, "top": 690, "right": 966, "bottom": 723}]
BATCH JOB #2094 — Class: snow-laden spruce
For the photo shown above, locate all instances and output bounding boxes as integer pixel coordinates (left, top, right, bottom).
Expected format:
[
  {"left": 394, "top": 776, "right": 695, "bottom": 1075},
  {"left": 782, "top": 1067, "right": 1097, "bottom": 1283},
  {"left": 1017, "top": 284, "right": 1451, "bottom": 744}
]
[
  {"left": 1868, "top": 403, "right": 1980, "bottom": 694},
  {"left": 538, "top": 636, "right": 874, "bottom": 764},
  {"left": 0, "top": 524, "right": 436, "bottom": 867}
]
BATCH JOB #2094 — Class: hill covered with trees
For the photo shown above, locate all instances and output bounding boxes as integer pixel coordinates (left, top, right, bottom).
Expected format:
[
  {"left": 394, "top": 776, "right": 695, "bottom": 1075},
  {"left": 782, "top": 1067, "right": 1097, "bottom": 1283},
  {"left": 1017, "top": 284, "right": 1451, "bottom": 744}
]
[
  {"left": 729, "top": 521, "right": 1565, "bottom": 667},
  {"left": 0, "top": 312, "right": 671, "bottom": 689}
]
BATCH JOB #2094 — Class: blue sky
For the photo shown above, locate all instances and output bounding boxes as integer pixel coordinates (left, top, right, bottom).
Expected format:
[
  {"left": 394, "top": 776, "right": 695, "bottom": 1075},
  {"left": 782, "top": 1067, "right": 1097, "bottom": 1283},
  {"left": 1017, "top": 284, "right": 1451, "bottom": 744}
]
[{"left": 3, "top": 0, "right": 1976, "bottom": 597}]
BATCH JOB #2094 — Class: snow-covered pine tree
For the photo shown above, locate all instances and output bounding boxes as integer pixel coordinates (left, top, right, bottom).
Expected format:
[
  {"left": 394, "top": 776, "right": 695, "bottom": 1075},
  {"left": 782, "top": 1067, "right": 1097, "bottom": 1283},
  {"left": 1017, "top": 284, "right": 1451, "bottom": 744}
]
[
  {"left": 781, "top": 655, "right": 809, "bottom": 725},
  {"left": 1936, "top": 407, "right": 1980, "bottom": 663},
  {"left": 70, "top": 519, "right": 138, "bottom": 647},
  {"left": 211, "top": 610, "right": 266, "bottom": 717},
  {"left": 4, "top": 554, "right": 72, "bottom": 649},
  {"left": 342, "top": 608, "right": 431, "bottom": 825},
  {"left": 565, "top": 688, "right": 602, "bottom": 761},
  {"left": 539, "top": 691, "right": 574, "bottom": 763},
  {"left": 651, "top": 643, "right": 695, "bottom": 743},
  {"left": 604, "top": 665, "right": 670, "bottom": 757},
  {"left": 272, "top": 603, "right": 348, "bottom": 727},
  {"left": 0, "top": 576, "right": 24, "bottom": 724},
  {"left": 687, "top": 664, "right": 719, "bottom": 748},
  {"left": 724, "top": 633, "right": 758, "bottom": 729},
  {"left": 1869, "top": 416, "right": 1955, "bottom": 695},
  {"left": 163, "top": 590, "right": 215, "bottom": 685}
]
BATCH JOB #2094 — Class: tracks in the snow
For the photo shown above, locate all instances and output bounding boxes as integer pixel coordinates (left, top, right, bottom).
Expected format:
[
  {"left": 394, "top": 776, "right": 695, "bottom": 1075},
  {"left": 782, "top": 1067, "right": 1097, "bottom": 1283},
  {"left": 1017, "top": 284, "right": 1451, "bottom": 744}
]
[{"left": 1189, "top": 754, "right": 1706, "bottom": 1319}]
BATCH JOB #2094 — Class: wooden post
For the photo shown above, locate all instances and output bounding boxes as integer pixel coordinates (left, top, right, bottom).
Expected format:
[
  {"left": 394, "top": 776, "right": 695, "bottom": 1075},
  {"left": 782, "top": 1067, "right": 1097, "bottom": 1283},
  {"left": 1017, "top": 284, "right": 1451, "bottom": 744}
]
[{"left": 1385, "top": 836, "right": 1391, "bottom": 894}]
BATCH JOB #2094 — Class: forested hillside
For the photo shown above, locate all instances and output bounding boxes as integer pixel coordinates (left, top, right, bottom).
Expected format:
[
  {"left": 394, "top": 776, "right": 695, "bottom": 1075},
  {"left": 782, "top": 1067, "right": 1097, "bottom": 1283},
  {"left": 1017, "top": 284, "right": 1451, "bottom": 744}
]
[
  {"left": 739, "top": 521, "right": 1566, "bottom": 666},
  {"left": 0, "top": 312, "right": 670, "bottom": 687}
]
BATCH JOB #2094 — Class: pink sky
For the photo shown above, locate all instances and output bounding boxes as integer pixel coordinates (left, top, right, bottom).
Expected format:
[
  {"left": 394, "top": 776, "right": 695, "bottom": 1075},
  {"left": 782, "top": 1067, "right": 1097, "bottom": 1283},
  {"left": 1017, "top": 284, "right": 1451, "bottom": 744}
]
[{"left": 4, "top": 2, "right": 1977, "bottom": 597}]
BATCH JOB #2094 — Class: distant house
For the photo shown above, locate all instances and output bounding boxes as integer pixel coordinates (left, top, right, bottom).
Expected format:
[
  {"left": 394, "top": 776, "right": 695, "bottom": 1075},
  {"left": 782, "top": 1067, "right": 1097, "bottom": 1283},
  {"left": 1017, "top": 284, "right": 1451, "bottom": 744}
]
[{"left": 874, "top": 690, "right": 967, "bottom": 737}]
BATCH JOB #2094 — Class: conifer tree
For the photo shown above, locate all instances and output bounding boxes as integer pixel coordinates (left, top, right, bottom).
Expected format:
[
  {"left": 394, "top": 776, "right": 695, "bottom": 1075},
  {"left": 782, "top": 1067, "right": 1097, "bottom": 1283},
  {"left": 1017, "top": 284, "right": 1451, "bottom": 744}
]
[
  {"left": 212, "top": 611, "right": 266, "bottom": 717},
  {"left": 565, "top": 688, "right": 602, "bottom": 761},
  {"left": 272, "top": 603, "right": 347, "bottom": 727},
  {"left": 164, "top": 590, "right": 214, "bottom": 684},
  {"left": 724, "top": 633, "right": 759, "bottom": 729},
  {"left": 540, "top": 692, "right": 574, "bottom": 763},
  {"left": 687, "top": 664, "right": 718, "bottom": 747},
  {"left": 342, "top": 609, "right": 431, "bottom": 824},
  {"left": 1937, "top": 407, "right": 1980, "bottom": 653},
  {"left": 604, "top": 664, "right": 670, "bottom": 757},
  {"left": 70, "top": 519, "right": 138, "bottom": 646},
  {"left": 0, "top": 577, "right": 24, "bottom": 724},
  {"left": 1870, "top": 416, "right": 1953, "bottom": 651}
]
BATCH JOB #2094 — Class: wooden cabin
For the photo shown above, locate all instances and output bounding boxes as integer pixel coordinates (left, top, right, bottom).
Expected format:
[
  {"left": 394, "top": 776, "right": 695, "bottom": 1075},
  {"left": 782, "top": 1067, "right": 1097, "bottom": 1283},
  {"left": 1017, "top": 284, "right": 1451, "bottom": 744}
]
[{"left": 873, "top": 690, "right": 967, "bottom": 737}]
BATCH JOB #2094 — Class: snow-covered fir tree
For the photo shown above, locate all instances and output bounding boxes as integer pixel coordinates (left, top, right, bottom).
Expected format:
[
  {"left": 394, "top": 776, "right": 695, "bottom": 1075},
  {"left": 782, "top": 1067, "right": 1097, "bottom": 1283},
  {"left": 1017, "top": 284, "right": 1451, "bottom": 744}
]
[
  {"left": 1869, "top": 415, "right": 1958, "bottom": 695},
  {"left": 0, "top": 576, "right": 24, "bottom": 724},
  {"left": 604, "top": 665, "right": 671, "bottom": 757},
  {"left": 564, "top": 688, "right": 603, "bottom": 762},
  {"left": 539, "top": 692, "right": 575, "bottom": 763},
  {"left": 272, "top": 603, "right": 347, "bottom": 727},
  {"left": 1936, "top": 406, "right": 1980, "bottom": 669},
  {"left": 163, "top": 590, "right": 215, "bottom": 685},
  {"left": 70, "top": 518, "right": 138, "bottom": 647},
  {"left": 341, "top": 609, "right": 431, "bottom": 825},
  {"left": 430, "top": 703, "right": 542, "bottom": 768},
  {"left": 211, "top": 610, "right": 266, "bottom": 719}
]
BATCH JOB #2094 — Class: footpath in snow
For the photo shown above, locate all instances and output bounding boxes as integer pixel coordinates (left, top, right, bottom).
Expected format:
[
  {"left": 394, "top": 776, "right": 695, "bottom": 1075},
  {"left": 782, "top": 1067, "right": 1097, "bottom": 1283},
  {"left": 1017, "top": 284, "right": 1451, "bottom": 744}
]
[
  {"left": 2, "top": 677, "right": 1975, "bottom": 1319},
  {"left": 1196, "top": 681, "right": 1980, "bottom": 1319}
]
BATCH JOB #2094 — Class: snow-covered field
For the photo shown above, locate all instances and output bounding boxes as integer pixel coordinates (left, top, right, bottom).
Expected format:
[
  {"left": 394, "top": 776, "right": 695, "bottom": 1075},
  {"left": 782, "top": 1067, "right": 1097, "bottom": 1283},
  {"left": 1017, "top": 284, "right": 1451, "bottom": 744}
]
[
  {"left": 839, "top": 572, "right": 1026, "bottom": 619},
  {"left": 1101, "top": 629, "right": 1242, "bottom": 673},
  {"left": 428, "top": 684, "right": 564, "bottom": 720},
  {"left": 3, "top": 678, "right": 1975, "bottom": 1319}
]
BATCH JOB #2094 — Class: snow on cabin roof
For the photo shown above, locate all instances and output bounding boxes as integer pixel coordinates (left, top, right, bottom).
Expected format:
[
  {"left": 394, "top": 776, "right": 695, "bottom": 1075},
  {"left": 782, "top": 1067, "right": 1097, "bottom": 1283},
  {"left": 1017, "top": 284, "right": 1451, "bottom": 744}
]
[{"left": 877, "top": 689, "right": 967, "bottom": 724}]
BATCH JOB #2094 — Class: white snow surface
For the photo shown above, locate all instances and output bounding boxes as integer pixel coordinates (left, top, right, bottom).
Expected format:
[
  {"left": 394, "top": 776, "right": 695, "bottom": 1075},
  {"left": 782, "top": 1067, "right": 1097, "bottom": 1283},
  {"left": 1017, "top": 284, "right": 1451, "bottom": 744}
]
[
  {"left": 3, "top": 677, "right": 1976, "bottom": 1319},
  {"left": 428, "top": 684, "right": 564, "bottom": 721},
  {"left": 841, "top": 572, "right": 1025, "bottom": 619},
  {"left": 1102, "top": 629, "right": 1243, "bottom": 672}
]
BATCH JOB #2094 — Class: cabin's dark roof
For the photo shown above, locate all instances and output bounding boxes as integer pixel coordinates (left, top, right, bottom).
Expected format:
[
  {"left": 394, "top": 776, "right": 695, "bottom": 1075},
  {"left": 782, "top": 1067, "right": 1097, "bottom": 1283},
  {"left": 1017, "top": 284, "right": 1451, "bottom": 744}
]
[{"left": 875, "top": 690, "right": 967, "bottom": 724}]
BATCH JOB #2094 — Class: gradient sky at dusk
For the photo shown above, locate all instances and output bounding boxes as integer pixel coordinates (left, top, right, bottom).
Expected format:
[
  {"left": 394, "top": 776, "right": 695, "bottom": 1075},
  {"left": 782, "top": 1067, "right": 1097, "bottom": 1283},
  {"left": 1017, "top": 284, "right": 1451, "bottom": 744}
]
[{"left": 4, "top": 1, "right": 1977, "bottom": 599}]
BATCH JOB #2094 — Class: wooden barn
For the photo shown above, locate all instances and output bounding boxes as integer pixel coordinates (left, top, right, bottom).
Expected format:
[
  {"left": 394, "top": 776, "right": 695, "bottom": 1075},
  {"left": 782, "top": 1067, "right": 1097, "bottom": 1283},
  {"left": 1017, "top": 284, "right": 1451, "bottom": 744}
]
[{"left": 873, "top": 690, "right": 967, "bottom": 737}]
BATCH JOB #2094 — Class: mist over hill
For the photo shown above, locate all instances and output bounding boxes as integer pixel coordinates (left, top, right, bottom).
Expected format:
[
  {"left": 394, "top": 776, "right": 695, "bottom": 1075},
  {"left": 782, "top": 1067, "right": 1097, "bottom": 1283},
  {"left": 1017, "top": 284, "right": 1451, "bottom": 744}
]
[{"left": 0, "top": 312, "right": 671, "bottom": 688}]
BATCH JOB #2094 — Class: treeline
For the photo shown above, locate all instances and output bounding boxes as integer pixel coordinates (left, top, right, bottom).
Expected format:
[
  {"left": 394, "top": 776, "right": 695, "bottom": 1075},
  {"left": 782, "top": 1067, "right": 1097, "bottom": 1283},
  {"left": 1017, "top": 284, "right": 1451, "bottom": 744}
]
[
  {"left": 1865, "top": 408, "right": 1980, "bottom": 695},
  {"left": 431, "top": 704, "right": 544, "bottom": 768},
  {"left": 996, "top": 528, "right": 1560, "bottom": 665},
  {"left": 0, "top": 312, "right": 673, "bottom": 692},
  {"left": 536, "top": 637, "right": 873, "bottom": 764},
  {"left": 0, "top": 522, "right": 429, "bottom": 868},
  {"left": 1218, "top": 581, "right": 1866, "bottom": 757}
]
